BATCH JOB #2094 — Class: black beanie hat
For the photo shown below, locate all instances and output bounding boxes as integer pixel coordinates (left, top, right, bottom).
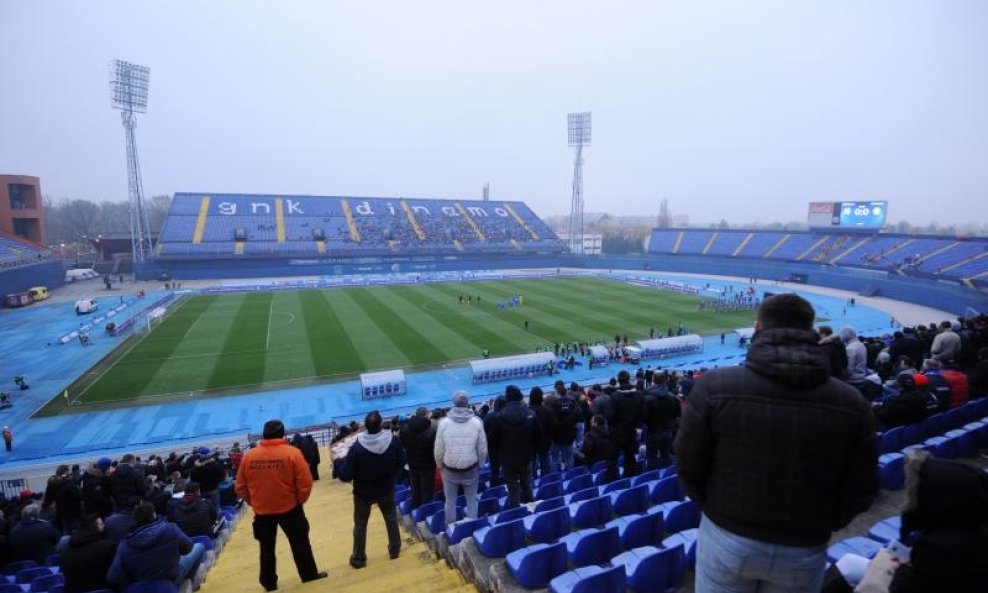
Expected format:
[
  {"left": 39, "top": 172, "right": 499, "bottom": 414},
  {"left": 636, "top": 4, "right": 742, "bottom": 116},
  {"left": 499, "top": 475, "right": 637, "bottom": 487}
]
[
  {"left": 263, "top": 419, "right": 286, "bottom": 440},
  {"left": 505, "top": 385, "right": 523, "bottom": 402}
]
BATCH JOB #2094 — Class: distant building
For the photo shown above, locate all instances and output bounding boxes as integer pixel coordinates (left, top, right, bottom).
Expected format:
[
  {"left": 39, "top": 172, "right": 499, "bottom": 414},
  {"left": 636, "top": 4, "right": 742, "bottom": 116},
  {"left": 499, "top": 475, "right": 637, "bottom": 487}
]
[
  {"left": 557, "top": 232, "right": 603, "bottom": 255},
  {"left": 0, "top": 175, "right": 46, "bottom": 244}
]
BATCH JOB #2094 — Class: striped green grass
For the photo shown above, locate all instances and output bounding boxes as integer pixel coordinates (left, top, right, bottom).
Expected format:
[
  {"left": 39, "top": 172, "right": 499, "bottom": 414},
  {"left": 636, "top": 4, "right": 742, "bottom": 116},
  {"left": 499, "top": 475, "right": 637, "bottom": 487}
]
[{"left": 76, "top": 277, "right": 755, "bottom": 403}]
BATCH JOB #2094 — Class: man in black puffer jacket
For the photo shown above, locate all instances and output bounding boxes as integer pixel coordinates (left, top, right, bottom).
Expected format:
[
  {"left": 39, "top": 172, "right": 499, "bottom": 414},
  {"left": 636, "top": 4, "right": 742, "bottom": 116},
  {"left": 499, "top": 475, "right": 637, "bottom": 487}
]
[
  {"left": 169, "top": 481, "right": 217, "bottom": 538},
  {"left": 490, "top": 385, "right": 543, "bottom": 508},
  {"left": 60, "top": 514, "right": 117, "bottom": 593},
  {"left": 675, "top": 293, "right": 878, "bottom": 593},
  {"left": 398, "top": 407, "right": 437, "bottom": 510}
]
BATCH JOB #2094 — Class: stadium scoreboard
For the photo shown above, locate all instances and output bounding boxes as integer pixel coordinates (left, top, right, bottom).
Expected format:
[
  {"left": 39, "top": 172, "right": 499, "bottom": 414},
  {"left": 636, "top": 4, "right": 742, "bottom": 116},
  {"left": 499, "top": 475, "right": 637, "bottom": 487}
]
[{"left": 808, "top": 200, "right": 887, "bottom": 230}]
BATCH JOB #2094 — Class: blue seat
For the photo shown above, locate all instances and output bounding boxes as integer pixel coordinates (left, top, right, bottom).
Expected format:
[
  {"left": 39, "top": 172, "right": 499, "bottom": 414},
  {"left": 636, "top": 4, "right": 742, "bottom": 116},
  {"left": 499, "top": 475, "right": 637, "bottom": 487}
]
[
  {"left": 562, "top": 466, "right": 590, "bottom": 480},
  {"left": 190, "top": 535, "right": 216, "bottom": 551},
  {"left": 878, "top": 453, "right": 905, "bottom": 490},
  {"left": 924, "top": 436, "right": 957, "bottom": 459},
  {"left": 445, "top": 517, "right": 490, "bottom": 545},
  {"left": 606, "top": 512, "right": 664, "bottom": 550},
  {"left": 944, "top": 407, "right": 967, "bottom": 430},
  {"left": 946, "top": 428, "right": 978, "bottom": 458},
  {"left": 43, "top": 554, "right": 59, "bottom": 568},
  {"left": 428, "top": 507, "right": 464, "bottom": 534},
  {"left": 558, "top": 526, "right": 621, "bottom": 567},
  {"left": 658, "top": 465, "right": 677, "bottom": 479},
  {"left": 533, "top": 495, "right": 566, "bottom": 513},
  {"left": 900, "top": 422, "right": 925, "bottom": 448},
  {"left": 549, "top": 565, "right": 627, "bottom": 593},
  {"left": 662, "top": 499, "right": 699, "bottom": 535},
  {"left": 925, "top": 413, "right": 946, "bottom": 438},
  {"left": 3, "top": 561, "right": 38, "bottom": 576},
  {"left": 569, "top": 495, "right": 613, "bottom": 529},
  {"left": 868, "top": 516, "right": 902, "bottom": 545},
  {"left": 394, "top": 488, "right": 410, "bottom": 505},
  {"left": 479, "top": 484, "right": 507, "bottom": 500},
  {"left": 473, "top": 496, "right": 498, "bottom": 516},
  {"left": 411, "top": 500, "right": 444, "bottom": 523},
  {"left": 592, "top": 469, "right": 611, "bottom": 486},
  {"left": 661, "top": 528, "right": 698, "bottom": 569},
  {"left": 601, "top": 477, "right": 631, "bottom": 494},
  {"left": 590, "top": 460, "right": 609, "bottom": 474},
  {"left": 474, "top": 519, "right": 527, "bottom": 558},
  {"left": 879, "top": 426, "right": 905, "bottom": 454},
  {"left": 648, "top": 476, "right": 683, "bottom": 504},
  {"left": 539, "top": 472, "right": 562, "bottom": 485},
  {"left": 398, "top": 498, "right": 413, "bottom": 515},
  {"left": 490, "top": 506, "right": 530, "bottom": 524},
  {"left": 16, "top": 568, "right": 52, "bottom": 585},
  {"left": 30, "top": 573, "right": 63, "bottom": 593},
  {"left": 536, "top": 481, "right": 563, "bottom": 500},
  {"left": 123, "top": 580, "right": 177, "bottom": 593},
  {"left": 611, "top": 544, "right": 685, "bottom": 593},
  {"left": 564, "top": 486, "right": 600, "bottom": 505},
  {"left": 524, "top": 506, "right": 572, "bottom": 543},
  {"left": 45, "top": 585, "right": 64, "bottom": 593},
  {"left": 506, "top": 542, "right": 568, "bottom": 588},
  {"left": 964, "top": 421, "right": 988, "bottom": 448},
  {"left": 0, "top": 584, "right": 25, "bottom": 593},
  {"left": 631, "top": 469, "right": 662, "bottom": 487},
  {"left": 564, "top": 473, "right": 594, "bottom": 493},
  {"left": 610, "top": 484, "right": 650, "bottom": 516},
  {"left": 827, "top": 536, "right": 883, "bottom": 564}
]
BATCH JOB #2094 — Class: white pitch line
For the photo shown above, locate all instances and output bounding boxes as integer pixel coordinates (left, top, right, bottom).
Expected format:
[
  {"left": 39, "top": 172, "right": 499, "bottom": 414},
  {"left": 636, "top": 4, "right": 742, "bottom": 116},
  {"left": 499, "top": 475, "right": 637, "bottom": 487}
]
[
  {"left": 182, "top": 314, "right": 203, "bottom": 340},
  {"left": 265, "top": 299, "right": 274, "bottom": 351}
]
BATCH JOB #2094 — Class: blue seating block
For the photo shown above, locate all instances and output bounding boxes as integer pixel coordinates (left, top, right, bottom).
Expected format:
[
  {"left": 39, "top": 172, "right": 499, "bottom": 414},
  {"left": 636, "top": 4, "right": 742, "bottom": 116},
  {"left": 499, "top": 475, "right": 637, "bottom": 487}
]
[
  {"left": 601, "top": 477, "right": 631, "bottom": 494},
  {"left": 568, "top": 495, "right": 613, "bottom": 529},
  {"left": 562, "top": 466, "right": 590, "bottom": 480},
  {"left": 610, "top": 484, "right": 650, "bottom": 516},
  {"left": 506, "top": 542, "right": 568, "bottom": 588},
  {"left": 564, "top": 473, "right": 593, "bottom": 494},
  {"left": 533, "top": 496, "right": 566, "bottom": 514},
  {"left": 549, "top": 565, "right": 627, "bottom": 593},
  {"left": 631, "top": 469, "right": 663, "bottom": 487},
  {"left": 879, "top": 426, "right": 905, "bottom": 454},
  {"left": 827, "top": 536, "right": 883, "bottom": 564},
  {"left": 610, "top": 544, "right": 685, "bottom": 593},
  {"left": 427, "top": 507, "right": 464, "bottom": 534},
  {"left": 564, "top": 486, "right": 599, "bottom": 505},
  {"left": 411, "top": 500, "right": 444, "bottom": 523},
  {"left": 474, "top": 519, "right": 526, "bottom": 558},
  {"left": 479, "top": 484, "right": 507, "bottom": 501},
  {"left": 878, "top": 453, "right": 905, "bottom": 490},
  {"left": 662, "top": 528, "right": 698, "bottom": 570},
  {"left": 3, "top": 561, "right": 38, "bottom": 576},
  {"left": 536, "top": 481, "right": 563, "bottom": 500},
  {"left": 946, "top": 428, "right": 978, "bottom": 458},
  {"left": 15, "top": 568, "right": 51, "bottom": 585},
  {"left": 661, "top": 499, "right": 700, "bottom": 535},
  {"left": 30, "top": 573, "right": 63, "bottom": 593},
  {"left": 524, "top": 506, "right": 572, "bottom": 543},
  {"left": 924, "top": 436, "right": 957, "bottom": 459},
  {"left": 648, "top": 476, "right": 683, "bottom": 505},
  {"left": 490, "top": 506, "right": 530, "bottom": 524},
  {"left": 476, "top": 496, "right": 501, "bottom": 516},
  {"left": 606, "top": 512, "right": 664, "bottom": 550},
  {"left": 445, "top": 517, "right": 489, "bottom": 545},
  {"left": 867, "top": 516, "right": 902, "bottom": 545},
  {"left": 558, "top": 526, "right": 620, "bottom": 567}
]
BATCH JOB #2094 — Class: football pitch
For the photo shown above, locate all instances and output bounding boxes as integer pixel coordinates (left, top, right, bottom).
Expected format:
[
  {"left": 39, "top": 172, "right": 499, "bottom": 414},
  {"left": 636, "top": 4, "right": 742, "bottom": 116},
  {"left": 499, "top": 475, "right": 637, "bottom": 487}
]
[{"left": 73, "top": 276, "right": 756, "bottom": 404}]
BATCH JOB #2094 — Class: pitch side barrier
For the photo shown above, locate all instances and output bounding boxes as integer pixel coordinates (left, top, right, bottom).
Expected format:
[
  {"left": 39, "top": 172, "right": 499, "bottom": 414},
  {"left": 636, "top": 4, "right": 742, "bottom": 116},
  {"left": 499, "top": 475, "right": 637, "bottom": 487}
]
[
  {"left": 54, "top": 295, "right": 173, "bottom": 345},
  {"left": 634, "top": 334, "right": 704, "bottom": 360},
  {"left": 469, "top": 352, "right": 556, "bottom": 384}
]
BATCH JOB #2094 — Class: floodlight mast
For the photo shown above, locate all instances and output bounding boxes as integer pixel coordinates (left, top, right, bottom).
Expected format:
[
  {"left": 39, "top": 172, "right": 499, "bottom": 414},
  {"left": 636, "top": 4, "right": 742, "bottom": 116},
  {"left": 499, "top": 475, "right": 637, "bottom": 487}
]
[
  {"left": 567, "top": 112, "right": 591, "bottom": 256},
  {"left": 110, "top": 59, "right": 153, "bottom": 265}
]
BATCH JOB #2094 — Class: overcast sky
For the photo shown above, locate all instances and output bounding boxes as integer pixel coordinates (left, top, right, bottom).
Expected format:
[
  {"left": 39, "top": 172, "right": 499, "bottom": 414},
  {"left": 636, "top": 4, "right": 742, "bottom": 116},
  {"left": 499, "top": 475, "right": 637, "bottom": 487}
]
[{"left": 2, "top": 1, "right": 986, "bottom": 226}]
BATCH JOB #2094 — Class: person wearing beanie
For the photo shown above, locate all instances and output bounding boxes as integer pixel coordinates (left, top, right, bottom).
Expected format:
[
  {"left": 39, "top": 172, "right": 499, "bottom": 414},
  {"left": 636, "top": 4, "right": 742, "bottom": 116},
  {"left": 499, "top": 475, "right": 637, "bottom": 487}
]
[
  {"left": 873, "top": 374, "right": 929, "bottom": 431},
  {"left": 528, "top": 387, "right": 556, "bottom": 478},
  {"left": 337, "top": 411, "right": 404, "bottom": 568},
  {"left": 490, "top": 385, "right": 542, "bottom": 508},
  {"left": 434, "top": 391, "right": 488, "bottom": 524},
  {"left": 235, "top": 419, "right": 326, "bottom": 591},
  {"left": 398, "top": 407, "right": 437, "bottom": 510}
]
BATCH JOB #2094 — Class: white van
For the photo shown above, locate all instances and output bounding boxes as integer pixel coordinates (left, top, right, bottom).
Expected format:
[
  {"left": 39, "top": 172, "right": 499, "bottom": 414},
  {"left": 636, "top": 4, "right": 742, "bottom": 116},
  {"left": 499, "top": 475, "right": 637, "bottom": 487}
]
[
  {"left": 75, "top": 298, "right": 99, "bottom": 315},
  {"left": 65, "top": 268, "right": 99, "bottom": 282}
]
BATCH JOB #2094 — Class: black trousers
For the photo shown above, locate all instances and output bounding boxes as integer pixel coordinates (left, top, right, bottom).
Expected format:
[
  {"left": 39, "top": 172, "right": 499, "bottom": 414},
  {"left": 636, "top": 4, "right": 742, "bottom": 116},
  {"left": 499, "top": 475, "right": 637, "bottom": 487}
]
[
  {"left": 252, "top": 504, "right": 320, "bottom": 590},
  {"left": 352, "top": 492, "right": 401, "bottom": 564},
  {"left": 502, "top": 463, "right": 534, "bottom": 508},
  {"left": 408, "top": 468, "right": 435, "bottom": 510}
]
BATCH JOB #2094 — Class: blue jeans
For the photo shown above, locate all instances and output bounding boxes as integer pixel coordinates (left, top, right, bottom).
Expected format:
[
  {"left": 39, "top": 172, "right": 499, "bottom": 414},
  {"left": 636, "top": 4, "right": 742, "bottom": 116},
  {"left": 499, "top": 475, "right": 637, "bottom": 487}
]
[
  {"left": 696, "top": 514, "right": 827, "bottom": 593},
  {"left": 549, "top": 442, "right": 574, "bottom": 473},
  {"left": 177, "top": 542, "right": 206, "bottom": 585},
  {"left": 441, "top": 466, "right": 480, "bottom": 522}
]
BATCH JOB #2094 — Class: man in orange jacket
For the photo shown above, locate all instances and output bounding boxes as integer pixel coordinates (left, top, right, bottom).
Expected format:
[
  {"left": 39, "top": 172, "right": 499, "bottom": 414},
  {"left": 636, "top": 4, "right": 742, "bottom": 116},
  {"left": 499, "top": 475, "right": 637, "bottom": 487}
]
[{"left": 236, "top": 419, "right": 327, "bottom": 591}]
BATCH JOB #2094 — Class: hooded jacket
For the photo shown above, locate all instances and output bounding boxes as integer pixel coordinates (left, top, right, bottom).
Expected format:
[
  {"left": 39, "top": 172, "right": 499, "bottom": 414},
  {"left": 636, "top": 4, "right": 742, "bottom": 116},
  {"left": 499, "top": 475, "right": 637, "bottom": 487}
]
[
  {"left": 235, "top": 438, "right": 313, "bottom": 515},
  {"left": 890, "top": 451, "right": 988, "bottom": 592},
  {"left": 107, "top": 518, "right": 192, "bottom": 587},
  {"left": 337, "top": 430, "right": 404, "bottom": 500},
  {"left": 675, "top": 327, "right": 879, "bottom": 546},
  {"left": 169, "top": 491, "right": 217, "bottom": 537},
  {"left": 107, "top": 463, "right": 146, "bottom": 511},
  {"left": 399, "top": 415, "right": 437, "bottom": 472},
  {"left": 434, "top": 407, "right": 488, "bottom": 471},
  {"left": 490, "top": 401, "right": 542, "bottom": 468},
  {"left": 60, "top": 528, "right": 117, "bottom": 593}
]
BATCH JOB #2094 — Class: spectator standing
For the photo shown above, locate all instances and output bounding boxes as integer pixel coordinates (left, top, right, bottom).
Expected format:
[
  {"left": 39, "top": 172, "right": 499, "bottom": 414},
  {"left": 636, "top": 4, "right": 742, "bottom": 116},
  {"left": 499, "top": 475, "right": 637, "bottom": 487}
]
[
  {"left": 528, "top": 387, "right": 555, "bottom": 477},
  {"left": 818, "top": 325, "right": 849, "bottom": 379},
  {"left": 676, "top": 293, "right": 878, "bottom": 593},
  {"left": 60, "top": 514, "right": 117, "bottom": 593},
  {"left": 434, "top": 392, "right": 488, "bottom": 523},
  {"left": 641, "top": 380, "right": 681, "bottom": 470},
  {"left": 108, "top": 453, "right": 146, "bottom": 512},
  {"left": 8, "top": 503, "right": 60, "bottom": 563},
  {"left": 190, "top": 448, "right": 226, "bottom": 509},
  {"left": 930, "top": 320, "right": 962, "bottom": 363},
  {"left": 2, "top": 426, "right": 11, "bottom": 452},
  {"left": 580, "top": 414, "right": 614, "bottom": 471},
  {"left": 549, "top": 385, "right": 582, "bottom": 472},
  {"left": 610, "top": 370, "right": 643, "bottom": 479},
  {"left": 840, "top": 326, "right": 869, "bottom": 382},
  {"left": 301, "top": 435, "right": 321, "bottom": 480},
  {"left": 235, "top": 419, "right": 326, "bottom": 591},
  {"left": 483, "top": 396, "right": 506, "bottom": 486},
  {"left": 107, "top": 502, "right": 205, "bottom": 591},
  {"left": 398, "top": 407, "right": 437, "bottom": 510},
  {"left": 491, "top": 385, "right": 542, "bottom": 508},
  {"left": 337, "top": 411, "right": 404, "bottom": 568}
]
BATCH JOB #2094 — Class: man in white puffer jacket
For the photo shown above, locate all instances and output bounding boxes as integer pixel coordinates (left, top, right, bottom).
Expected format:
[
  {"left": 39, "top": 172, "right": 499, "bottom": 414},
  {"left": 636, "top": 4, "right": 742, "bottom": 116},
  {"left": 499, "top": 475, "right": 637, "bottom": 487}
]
[{"left": 434, "top": 391, "right": 488, "bottom": 524}]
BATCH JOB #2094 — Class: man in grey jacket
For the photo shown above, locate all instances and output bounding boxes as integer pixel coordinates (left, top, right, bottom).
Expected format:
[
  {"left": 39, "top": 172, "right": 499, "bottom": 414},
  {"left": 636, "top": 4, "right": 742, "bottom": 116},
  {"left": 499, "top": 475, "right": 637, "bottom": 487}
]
[{"left": 434, "top": 391, "right": 488, "bottom": 524}]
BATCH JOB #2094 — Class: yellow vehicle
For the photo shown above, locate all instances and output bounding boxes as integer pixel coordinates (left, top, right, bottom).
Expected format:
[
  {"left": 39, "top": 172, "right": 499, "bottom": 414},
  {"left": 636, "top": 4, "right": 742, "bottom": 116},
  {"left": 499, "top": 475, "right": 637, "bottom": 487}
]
[{"left": 28, "top": 286, "right": 49, "bottom": 301}]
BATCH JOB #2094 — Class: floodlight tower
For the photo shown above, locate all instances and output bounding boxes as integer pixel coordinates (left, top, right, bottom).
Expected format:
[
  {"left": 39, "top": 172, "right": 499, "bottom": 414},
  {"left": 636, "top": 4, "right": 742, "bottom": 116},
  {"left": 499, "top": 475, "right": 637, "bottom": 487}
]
[
  {"left": 567, "top": 112, "right": 591, "bottom": 255},
  {"left": 110, "top": 59, "right": 154, "bottom": 264}
]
